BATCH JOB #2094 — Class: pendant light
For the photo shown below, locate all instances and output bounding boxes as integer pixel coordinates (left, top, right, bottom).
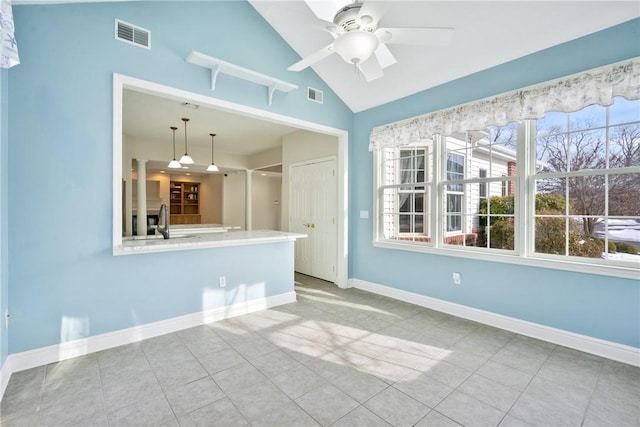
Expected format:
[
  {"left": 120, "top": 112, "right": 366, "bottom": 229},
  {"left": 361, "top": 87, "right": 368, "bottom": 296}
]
[
  {"left": 179, "top": 117, "right": 194, "bottom": 165},
  {"left": 206, "top": 133, "right": 219, "bottom": 172},
  {"left": 167, "top": 126, "right": 181, "bottom": 169}
]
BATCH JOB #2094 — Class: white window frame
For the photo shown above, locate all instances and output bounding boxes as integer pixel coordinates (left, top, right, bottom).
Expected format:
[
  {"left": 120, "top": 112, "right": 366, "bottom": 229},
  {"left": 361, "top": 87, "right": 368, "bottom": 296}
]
[
  {"left": 444, "top": 151, "right": 465, "bottom": 234},
  {"left": 376, "top": 145, "right": 433, "bottom": 244},
  {"left": 373, "top": 117, "right": 639, "bottom": 280},
  {"left": 398, "top": 148, "right": 428, "bottom": 237},
  {"left": 479, "top": 168, "right": 488, "bottom": 200}
]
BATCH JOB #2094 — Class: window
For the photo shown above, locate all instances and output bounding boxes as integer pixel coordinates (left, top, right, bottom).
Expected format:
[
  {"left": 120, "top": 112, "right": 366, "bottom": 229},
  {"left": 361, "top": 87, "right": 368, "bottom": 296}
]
[
  {"left": 533, "top": 97, "right": 640, "bottom": 262},
  {"left": 378, "top": 143, "right": 432, "bottom": 243},
  {"left": 441, "top": 131, "right": 517, "bottom": 248},
  {"left": 479, "top": 169, "right": 488, "bottom": 200},
  {"left": 374, "top": 96, "right": 639, "bottom": 277},
  {"left": 445, "top": 152, "right": 464, "bottom": 233}
]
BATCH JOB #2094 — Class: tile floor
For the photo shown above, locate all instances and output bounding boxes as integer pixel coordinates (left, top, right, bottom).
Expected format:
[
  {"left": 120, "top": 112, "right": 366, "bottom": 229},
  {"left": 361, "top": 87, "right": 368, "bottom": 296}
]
[{"left": 2, "top": 274, "right": 639, "bottom": 426}]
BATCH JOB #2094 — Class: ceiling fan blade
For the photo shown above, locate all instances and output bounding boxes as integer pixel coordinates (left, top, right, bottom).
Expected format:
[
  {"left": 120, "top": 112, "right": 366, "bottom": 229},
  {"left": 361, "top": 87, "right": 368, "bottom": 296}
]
[
  {"left": 377, "top": 27, "right": 454, "bottom": 46},
  {"left": 374, "top": 44, "right": 397, "bottom": 69},
  {"left": 358, "top": 56, "right": 384, "bottom": 82},
  {"left": 288, "top": 43, "right": 335, "bottom": 72},
  {"left": 266, "top": 2, "right": 339, "bottom": 36},
  {"left": 304, "top": 0, "right": 350, "bottom": 23}
]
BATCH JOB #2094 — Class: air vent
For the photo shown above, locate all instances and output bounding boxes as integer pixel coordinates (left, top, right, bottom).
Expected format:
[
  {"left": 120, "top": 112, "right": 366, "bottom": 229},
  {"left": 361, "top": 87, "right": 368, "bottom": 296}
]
[
  {"left": 115, "top": 19, "right": 150, "bottom": 49},
  {"left": 307, "top": 87, "right": 323, "bottom": 104}
]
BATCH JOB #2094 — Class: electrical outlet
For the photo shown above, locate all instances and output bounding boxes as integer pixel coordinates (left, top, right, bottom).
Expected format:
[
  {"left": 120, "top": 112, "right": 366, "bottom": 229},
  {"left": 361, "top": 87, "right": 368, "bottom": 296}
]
[
  {"left": 219, "top": 276, "right": 226, "bottom": 288},
  {"left": 452, "top": 272, "right": 461, "bottom": 285}
]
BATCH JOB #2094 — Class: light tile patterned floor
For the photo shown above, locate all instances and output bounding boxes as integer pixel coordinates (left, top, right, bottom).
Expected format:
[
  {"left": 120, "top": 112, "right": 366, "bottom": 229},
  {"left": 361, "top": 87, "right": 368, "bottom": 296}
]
[{"left": 2, "top": 274, "right": 639, "bottom": 426}]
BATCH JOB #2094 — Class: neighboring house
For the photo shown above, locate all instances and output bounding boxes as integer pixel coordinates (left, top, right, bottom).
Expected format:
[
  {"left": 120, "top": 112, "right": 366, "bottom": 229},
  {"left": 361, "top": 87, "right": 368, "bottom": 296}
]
[{"left": 380, "top": 133, "right": 517, "bottom": 246}]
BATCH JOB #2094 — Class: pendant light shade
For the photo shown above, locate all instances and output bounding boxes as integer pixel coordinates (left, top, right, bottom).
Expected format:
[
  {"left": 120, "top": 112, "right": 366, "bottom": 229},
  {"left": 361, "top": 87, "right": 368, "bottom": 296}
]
[
  {"left": 207, "top": 133, "right": 219, "bottom": 172},
  {"left": 179, "top": 117, "right": 194, "bottom": 165},
  {"left": 167, "top": 126, "right": 182, "bottom": 169}
]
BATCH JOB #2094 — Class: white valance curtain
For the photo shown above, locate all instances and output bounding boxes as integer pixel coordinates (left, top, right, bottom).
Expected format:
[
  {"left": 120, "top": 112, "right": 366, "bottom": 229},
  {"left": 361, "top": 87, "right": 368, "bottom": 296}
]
[
  {"left": 369, "top": 57, "right": 640, "bottom": 151},
  {"left": 0, "top": 0, "right": 19, "bottom": 69}
]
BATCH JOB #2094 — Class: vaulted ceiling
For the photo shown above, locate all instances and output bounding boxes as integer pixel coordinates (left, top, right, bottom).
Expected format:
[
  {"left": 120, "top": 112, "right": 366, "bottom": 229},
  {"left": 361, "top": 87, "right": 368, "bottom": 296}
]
[
  {"left": 249, "top": 1, "right": 639, "bottom": 112},
  {"left": 16, "top": 1, "right": 638, "bottom": 163}
]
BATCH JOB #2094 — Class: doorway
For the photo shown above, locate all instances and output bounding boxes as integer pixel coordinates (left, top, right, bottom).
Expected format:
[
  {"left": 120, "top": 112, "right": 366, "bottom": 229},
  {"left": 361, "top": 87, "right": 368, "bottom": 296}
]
[{"left": 289, "top": 157, "right": 337, "bottom": 283}]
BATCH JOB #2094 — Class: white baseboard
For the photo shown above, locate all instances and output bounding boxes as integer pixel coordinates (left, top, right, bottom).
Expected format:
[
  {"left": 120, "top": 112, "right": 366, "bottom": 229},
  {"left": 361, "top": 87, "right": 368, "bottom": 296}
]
[
  {"left": 0, "top": 291, "right": 296, "bottom": 400},
  {"left": 0, "top": 358, "right": 10, "bottom": 401},
  {"left": 348, "top": 278, "right": 639, "bottom": 367}
]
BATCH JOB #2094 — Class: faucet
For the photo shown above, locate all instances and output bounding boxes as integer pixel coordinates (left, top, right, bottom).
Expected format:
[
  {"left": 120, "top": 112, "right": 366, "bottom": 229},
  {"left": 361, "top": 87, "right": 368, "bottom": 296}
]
[{"left": 157, "top": 203, "right": 170, "bottom": 239}]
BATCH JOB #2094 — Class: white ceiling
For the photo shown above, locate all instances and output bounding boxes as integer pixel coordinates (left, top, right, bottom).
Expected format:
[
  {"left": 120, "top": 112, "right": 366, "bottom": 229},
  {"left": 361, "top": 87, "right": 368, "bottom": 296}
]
[
  {"left": 249, "top": 1, "right": 640, "bottom": 112},
  {"left": 123, "top": 89, "right": 299, "bottom": 156}
]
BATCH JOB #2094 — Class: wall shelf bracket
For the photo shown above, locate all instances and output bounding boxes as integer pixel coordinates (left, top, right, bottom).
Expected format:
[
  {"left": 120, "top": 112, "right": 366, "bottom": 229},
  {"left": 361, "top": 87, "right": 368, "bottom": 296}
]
[
  {"left": 186, "top": 50, "right": 298, "bottom": 106},
  {"left": 210, "top": 63, "right": 221, "bottom": 91}
]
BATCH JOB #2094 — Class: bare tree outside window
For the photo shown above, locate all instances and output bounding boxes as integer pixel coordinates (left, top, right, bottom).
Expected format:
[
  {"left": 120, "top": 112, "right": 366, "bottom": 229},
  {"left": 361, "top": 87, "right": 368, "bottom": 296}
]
[{"left": 534, "top": 98, "right": 640, "bottom": 258}]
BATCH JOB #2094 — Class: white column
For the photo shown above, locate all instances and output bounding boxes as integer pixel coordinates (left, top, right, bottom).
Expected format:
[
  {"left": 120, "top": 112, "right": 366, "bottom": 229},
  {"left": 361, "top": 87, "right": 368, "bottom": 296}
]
[
  {"left": 245, "top": 169, "right": 253, "bottom": 231},
  {"left": 136, "top": 159, "right": 147, "bottom": 237}
]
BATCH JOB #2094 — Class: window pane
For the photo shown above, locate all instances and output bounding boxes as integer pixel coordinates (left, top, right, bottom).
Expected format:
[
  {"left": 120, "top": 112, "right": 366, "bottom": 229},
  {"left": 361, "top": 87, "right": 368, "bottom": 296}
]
[
  {"left": 570, "top": 103, "right": 606, "bottom": 131},
  {"left": 399, "top": 214, "right": 411, "bottom": 233},
  {"left": 478, "top": 184, "right": 516, "bottom": 251},
  {"left": 568, "top": 128, "right": 607, "bottom": 171},
  {"left": 609, "top": 124, "right": 640, "bottom": 168},
  {"left": 609, "top": 97, "right": 639, "bottom": 126},
  {"left": 535, "top": 177, "right": 566, "bottom": 214},
  {"left": 479, "top": 168, "right": 487, "bottom": 199},
  {"left": 568, "top": 175, "right": 605, "bottom": 217},
  {"left": 609, "top": 173, "right": 640, "bottom": 216},
  {"left": 399, "top": 148, "right": 427, "bottom": 184},
  {"left": 598, "top": 218, "right": 640, "bottom": 261},
  {"left": 446, "top": 214, "right": 462, "bottom": 233},
  {"left": 447, "top": 152, "right": 464, "bottom": 180},
  {"left": 381, "top": 183, "right": 430, "bottom": 240},
  {"left": 487, "top": 123, "right": 518, "bottom": 147},
  {"left": 537, "top": 112, "right": 567, "bottom": 137},
  {"left": 536, "top": 132, "right": 568, "bottom": 173}
]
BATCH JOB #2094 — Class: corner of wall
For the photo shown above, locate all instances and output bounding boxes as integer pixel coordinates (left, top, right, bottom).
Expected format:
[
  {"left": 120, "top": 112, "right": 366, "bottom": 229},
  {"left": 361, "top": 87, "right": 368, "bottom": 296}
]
[{"left": 0, "top": 67, "right": 9, "bottom": 393}]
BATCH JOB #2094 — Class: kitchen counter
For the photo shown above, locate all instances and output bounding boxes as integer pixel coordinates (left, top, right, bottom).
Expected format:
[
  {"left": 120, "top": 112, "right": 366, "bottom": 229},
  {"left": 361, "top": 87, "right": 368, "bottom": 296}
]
[{"left": 115, "top": 230, "right": 306, "bottom": 255}]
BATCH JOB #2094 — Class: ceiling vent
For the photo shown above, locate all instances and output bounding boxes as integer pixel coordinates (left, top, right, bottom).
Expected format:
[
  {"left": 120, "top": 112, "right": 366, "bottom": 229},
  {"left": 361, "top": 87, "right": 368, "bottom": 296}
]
[
  {"left": 307, "top": 87, "right": 324, "bottom": 104},
  {"left": 115, "top": 19, "right": 150, "bottom": 49}
]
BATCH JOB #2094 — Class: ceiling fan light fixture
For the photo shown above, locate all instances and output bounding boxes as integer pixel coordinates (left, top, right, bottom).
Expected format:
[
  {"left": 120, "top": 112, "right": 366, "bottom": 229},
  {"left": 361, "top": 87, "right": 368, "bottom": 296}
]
[{"left": 333, "top": 30, "right": 379, "bottom": 65}]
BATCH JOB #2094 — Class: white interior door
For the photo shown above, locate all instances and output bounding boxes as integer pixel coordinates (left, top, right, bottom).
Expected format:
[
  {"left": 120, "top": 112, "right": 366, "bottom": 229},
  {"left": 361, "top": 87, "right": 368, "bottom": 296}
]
[{"left": 290, "top": 158, "right": 337, "bottom": 282}]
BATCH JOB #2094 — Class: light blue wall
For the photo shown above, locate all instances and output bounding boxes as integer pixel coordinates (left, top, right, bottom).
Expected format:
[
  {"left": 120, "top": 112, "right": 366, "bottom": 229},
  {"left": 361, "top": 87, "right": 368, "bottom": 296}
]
[
  {"left": 7, "top": 1, "right": 639, "bottom": 357},
  {"left": 8, "top": 1, "right": 352, "bottom": 354},
  {"left": 352, "top": 18, "right": 640, "bottom": 348},
  {"left": 1, "top": 68, "right": 8, "bottom": 365}
]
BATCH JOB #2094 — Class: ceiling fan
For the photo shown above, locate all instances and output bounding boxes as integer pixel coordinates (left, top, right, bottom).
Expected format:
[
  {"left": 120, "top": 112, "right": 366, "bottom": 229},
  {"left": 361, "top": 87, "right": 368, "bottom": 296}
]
[{"left": 287, "top": 1, "right": 455, "bottom": 82}]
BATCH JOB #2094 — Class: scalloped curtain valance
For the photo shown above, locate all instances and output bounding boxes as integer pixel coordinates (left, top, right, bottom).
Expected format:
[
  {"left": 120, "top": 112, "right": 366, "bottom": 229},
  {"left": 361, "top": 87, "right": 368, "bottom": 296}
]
[
  {"left": 369, "top": 57, "right": 640, "bottom": 151},
  {"left": 0, "top": 0, "right": 20, "bottom": 68}
]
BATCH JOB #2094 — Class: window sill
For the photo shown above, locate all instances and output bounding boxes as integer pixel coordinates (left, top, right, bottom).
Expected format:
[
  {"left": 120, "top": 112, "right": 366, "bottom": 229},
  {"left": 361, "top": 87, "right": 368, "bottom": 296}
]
[{"left": 373, "top": 239, "right": 640, "bottom": 280}]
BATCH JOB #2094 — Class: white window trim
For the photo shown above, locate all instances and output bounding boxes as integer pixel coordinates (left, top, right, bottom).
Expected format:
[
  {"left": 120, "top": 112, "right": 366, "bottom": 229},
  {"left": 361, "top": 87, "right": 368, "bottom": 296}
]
[
  {"left": 444, "top": 151, "right": 465, "bottom": 235},
  {"left": 373, "top": 122, "right": 639, "bottom": 281}
]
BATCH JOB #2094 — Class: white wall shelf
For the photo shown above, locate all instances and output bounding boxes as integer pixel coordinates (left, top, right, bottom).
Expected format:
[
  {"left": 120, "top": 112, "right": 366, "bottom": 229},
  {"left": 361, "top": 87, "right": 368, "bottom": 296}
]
[{"left": 186, "top": 51, "right": 298, "bottom": 106}]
